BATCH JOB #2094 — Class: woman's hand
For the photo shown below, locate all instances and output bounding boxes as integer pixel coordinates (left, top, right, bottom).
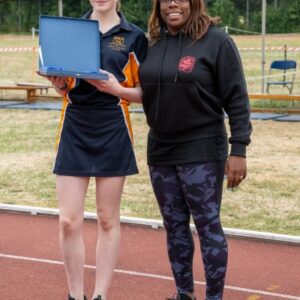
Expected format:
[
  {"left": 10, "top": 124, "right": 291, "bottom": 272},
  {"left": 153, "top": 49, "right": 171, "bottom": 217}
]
[
  {"left": 86, "top": 69, "right": 143, "bottom": 103},
  {"left": 225, "top": 156, "right": 247, "bottom": 189},
  {"left": 36, "top": 72, "right": 68, "bottom": 95},
  {"left": 86, "top": 69, "right": 122, "bottom": 97},
  {"left": 36, "top": 72, "right": 67, "bottom": 88}
]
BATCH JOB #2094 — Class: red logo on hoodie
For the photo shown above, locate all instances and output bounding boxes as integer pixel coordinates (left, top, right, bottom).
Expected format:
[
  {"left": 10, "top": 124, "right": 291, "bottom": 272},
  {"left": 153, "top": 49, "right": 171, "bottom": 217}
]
[{"left": 178, "top": 56, "right": 196, "bottom": 73}]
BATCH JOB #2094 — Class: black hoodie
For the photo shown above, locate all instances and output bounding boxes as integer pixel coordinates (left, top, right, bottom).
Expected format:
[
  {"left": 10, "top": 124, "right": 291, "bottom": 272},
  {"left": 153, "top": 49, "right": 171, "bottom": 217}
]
[{"left": 139, "top": 26, "right": 252, "bottom": 164}]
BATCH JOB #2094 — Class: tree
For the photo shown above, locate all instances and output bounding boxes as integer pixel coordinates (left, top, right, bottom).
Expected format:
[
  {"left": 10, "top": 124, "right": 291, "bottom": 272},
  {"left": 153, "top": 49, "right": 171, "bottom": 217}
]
[
  {"left": 251, "top": 0, "right": 300, "bottom": 33},
  {"left": 208, "top": 0, "right": 240, "bottom": 28},
  {"left": 121, "top": 0, "right": 152, "bottom": 31},
  {"left": 0, "top": 0, "right": 299, "bottom": 34},
  {"left": 0, "top": 0, "right": 5, "bottom": 29}
]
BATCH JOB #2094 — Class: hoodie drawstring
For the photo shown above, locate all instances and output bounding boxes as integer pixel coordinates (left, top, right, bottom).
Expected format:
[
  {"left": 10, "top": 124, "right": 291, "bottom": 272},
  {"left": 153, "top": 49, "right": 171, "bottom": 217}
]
[
  {"left": 174, "top": 32, "right": 183, "bottom": 83},
  {"left": 155, "top": 30, "right": 184, "bottom": 121},
  {"left": 155, "top": 29, "right": 168, "bottom": 121}
]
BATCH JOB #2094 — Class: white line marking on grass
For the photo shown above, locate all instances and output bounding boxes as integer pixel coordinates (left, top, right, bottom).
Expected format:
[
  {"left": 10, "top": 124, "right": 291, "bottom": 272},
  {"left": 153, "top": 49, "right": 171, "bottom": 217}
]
[{"left": 1, "top": 253, "right": 299, "bottom": 299}]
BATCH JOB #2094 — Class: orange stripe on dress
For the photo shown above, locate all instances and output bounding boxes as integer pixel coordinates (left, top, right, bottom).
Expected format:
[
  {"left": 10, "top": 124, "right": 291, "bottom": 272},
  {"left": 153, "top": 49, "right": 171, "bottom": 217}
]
[
  {"left": 119, "top": 52, "right": 141, "bottom": 144},
  {"left": 122, "top": 52, "right": 140, "bottom": 88},
  {"left": 55, "top": 78, "right": 76, "bottom": 151}
]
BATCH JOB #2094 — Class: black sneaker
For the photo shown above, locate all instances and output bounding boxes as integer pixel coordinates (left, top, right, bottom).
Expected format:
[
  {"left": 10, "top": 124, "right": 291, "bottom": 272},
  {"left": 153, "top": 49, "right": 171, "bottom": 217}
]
[
  {"left": 93, "top": 296, "right": 103, "bottom": 300},
  {"left": 68, "top": 295, "right": 87, "bottom": 300},
  {"left": 166, "top": 293, "right": 196, "bottom": 300}
]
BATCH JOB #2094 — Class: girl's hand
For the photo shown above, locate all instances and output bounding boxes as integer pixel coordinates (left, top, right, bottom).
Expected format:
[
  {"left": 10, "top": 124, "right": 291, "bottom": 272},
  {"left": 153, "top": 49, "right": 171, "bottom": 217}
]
[{"left": 86, "top": 69, "right": 122, "bottom": 97}]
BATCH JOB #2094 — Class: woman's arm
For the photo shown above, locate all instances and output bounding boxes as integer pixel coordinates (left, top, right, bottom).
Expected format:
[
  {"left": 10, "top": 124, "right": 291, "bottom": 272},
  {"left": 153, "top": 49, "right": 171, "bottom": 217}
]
[
  {"left": 86, "top": 69, "right": 143, "bottom": 103},
  {"left": 216, "top": 38, "right": 252, "bottom": 158},
  {"left": 215, "top": 37, "right": 252, "bottom": 190}
]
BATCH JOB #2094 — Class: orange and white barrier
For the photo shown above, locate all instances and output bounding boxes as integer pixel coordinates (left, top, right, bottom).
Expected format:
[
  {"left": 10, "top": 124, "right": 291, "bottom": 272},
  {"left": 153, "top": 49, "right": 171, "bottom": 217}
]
[
  {"left": 0, "top": 47, "right": 37, "bottom": 53},
  {"left": 1, "top": 46, "right": 299, "bottom": 53},
  {"left": 238, "top": 47, "right": 300, "bottom": 52}
]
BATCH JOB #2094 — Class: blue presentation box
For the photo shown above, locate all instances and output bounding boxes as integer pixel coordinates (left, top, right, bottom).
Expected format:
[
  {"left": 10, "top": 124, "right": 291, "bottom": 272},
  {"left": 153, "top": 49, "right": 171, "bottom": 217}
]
[{"left": 39, "top": 16, "right": 108, "bottom": 80}]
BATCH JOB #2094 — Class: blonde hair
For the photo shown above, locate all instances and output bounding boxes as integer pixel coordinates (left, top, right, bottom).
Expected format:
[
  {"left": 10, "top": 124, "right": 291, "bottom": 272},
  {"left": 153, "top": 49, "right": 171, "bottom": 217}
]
[{"left": 148, "top": 0, "right": 220, "bottom": 44}]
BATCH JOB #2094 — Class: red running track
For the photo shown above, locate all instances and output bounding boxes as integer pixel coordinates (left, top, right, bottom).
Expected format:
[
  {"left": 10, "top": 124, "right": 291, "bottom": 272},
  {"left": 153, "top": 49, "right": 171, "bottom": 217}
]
[{"left": 0, "top": 211, "right": 299, "bottom": 300}]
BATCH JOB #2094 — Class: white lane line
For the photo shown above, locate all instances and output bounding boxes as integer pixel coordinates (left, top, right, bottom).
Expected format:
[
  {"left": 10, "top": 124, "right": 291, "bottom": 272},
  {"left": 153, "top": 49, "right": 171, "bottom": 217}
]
[{"left": 1, "top": 253, "right": 299, "bottom": 299}]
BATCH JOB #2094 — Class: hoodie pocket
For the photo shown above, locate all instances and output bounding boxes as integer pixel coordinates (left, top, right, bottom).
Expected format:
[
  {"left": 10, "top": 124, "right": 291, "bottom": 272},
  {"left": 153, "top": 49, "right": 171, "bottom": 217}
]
[{"left": 142, "top": 82, "right": 211, "bottom": 133}]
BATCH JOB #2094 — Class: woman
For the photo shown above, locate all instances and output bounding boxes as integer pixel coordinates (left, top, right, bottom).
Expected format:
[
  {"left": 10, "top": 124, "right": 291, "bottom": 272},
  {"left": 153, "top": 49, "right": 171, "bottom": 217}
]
[
  {"left": 139, "top": 0, "right": 252, "bottom": 299},
  {"left": 40, "top": 1, "right": 147, "bottom": 299}
]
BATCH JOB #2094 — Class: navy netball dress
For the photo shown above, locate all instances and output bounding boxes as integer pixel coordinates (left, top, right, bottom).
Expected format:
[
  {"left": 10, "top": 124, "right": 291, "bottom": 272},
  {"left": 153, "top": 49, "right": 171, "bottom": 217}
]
[{"left": 53, "top": 13, "right": 147, "bottom": 177}]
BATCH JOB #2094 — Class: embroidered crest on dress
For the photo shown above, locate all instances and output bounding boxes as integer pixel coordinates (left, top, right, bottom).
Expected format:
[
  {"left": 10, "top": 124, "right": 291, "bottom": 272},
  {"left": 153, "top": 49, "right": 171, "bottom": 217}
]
[
  {"left": 178, "top": 56, "right": 196, "bottom": 73},
  {"left": 109, "top": 36, "right": 126, "bottom": 51}
]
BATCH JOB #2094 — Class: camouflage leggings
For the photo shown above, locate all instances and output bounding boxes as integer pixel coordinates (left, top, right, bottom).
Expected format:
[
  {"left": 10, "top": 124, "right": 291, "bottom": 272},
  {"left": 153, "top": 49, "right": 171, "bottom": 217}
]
[{"left": 149, "top": 161, "right": 228, "bottom": 300}]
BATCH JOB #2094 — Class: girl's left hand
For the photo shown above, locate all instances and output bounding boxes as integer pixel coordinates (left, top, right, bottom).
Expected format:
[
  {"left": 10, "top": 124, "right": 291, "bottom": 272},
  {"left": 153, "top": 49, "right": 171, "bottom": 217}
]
[{"left": 86, "top": 69, "right": 122, "bottom": 97}]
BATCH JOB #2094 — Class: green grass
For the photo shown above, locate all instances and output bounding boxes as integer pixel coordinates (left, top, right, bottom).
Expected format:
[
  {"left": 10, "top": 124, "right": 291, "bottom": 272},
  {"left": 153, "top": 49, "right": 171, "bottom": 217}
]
[
  {"left": 0, "top": 109, "right": 300, "bottom": 235},
  {"left": 0, "top": 34, "right": 300, "bottom": 235},
  {"left": 251, "top": 99, "right": 300, "bottom": 109}
]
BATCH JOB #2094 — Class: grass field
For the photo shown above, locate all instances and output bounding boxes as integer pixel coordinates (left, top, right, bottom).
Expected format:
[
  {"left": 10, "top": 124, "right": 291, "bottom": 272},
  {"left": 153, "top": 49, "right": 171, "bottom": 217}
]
[
  {"left": 0, "top": 33, "right": 300, "bottom": 96},
  {"left": 0, "top": 109, "right": 299, "bottom": 235},
  {"left": 0, "top": 34, "right": 300, "bottom": 235}
]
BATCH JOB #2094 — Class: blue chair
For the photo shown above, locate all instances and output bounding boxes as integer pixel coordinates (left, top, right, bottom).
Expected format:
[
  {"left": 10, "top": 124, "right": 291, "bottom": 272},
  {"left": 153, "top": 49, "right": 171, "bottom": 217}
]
[{"left": 266, "top": 60, "right": 297, "bottom": 94}]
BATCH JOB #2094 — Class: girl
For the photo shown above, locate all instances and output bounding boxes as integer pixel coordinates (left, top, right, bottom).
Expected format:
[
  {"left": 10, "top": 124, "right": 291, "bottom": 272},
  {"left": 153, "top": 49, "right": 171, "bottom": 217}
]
[{"left": 41, "top": 1, "right": 147, "bottom": 299}]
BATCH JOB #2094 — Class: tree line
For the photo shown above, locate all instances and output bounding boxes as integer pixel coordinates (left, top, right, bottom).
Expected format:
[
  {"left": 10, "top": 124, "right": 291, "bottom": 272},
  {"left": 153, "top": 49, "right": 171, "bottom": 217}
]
[{"left": 0, "top": 0, "right": 299, "bottom": 34}]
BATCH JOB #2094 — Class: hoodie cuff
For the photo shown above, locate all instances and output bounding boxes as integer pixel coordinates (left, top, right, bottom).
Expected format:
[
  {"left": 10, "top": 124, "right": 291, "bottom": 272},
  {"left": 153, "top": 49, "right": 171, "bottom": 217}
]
[{"left": 230, "top": 143, "right": 247, "bottom": 157}]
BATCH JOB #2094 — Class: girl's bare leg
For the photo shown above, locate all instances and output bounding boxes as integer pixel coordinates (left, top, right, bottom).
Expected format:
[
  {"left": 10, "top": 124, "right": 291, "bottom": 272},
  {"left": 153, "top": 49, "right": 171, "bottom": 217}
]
[
  {"left": 57, "top": 175, "right": 90, "bottom": 300},
  {"left": 92, "top": 176, "right": 126, "bottom": 300}
]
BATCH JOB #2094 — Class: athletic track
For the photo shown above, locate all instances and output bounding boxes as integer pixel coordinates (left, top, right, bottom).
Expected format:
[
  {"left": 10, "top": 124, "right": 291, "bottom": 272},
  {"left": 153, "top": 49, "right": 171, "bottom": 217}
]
[{"left": 0, "top": 210, "right": 299, "bottom": 300}]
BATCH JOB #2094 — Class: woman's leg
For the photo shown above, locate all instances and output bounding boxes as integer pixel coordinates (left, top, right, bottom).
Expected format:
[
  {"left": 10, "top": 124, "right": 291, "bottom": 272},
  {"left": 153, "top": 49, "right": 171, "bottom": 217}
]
[
  {"left": 57, "top": 175, "right": 90, "bottom": 300},
  {"left": 149, "top": 165, "right": 195, "bottom": 297},
  {"left": 177, "top": 162, "right": 228, "bottom": 300},
  {"left": 92, "top": 176, "right": 126, "bottom": 300}
]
